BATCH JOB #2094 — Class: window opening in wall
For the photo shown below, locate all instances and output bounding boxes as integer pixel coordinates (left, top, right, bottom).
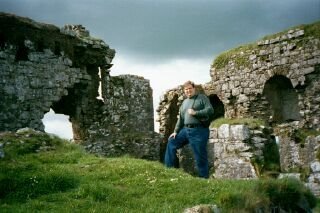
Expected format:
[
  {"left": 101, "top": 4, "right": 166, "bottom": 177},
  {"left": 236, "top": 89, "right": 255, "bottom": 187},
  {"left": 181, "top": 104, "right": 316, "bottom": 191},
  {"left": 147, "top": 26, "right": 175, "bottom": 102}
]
[
  {"left": 54, "top": 41, "right": 61, "bottom": 55},
  {"left": 96, "top": 67, "right": 104, "bottom": 102},
  {"left": 36, "top": 38, "right": 44, "bottom": 52},
  {"left": 0, "top": 33, "right": 6, "bottom": 49},
  {"left": 15, "top": 40, "right": 29, "bottom": 61},
  {"left": 263, "top": 75, "right": 300, "bottom": 123},
  {"left": 42, "top": 108, "right": 73, "bottom": 140}
]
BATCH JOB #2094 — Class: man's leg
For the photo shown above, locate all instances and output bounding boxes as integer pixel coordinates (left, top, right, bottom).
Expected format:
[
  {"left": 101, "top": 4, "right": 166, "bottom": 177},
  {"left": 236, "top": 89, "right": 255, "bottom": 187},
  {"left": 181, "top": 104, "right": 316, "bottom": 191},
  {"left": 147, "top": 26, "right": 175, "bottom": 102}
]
[
  {"left": 164, "top": 128, "right": 188, "bottom": 168},
  {"left": 188, "top": 128, "right": 210, "bottom": 178}
]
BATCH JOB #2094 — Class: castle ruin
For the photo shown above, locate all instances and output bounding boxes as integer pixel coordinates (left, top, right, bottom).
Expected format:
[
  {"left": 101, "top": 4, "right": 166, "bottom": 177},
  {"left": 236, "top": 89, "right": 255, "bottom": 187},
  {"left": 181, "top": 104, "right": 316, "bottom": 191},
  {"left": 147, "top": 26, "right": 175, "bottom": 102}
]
[
  {"left": 157, "top": 21, "right": 320, "bottom": 195},
  {"left": 0, "top": 13, "right": 160, "bottom": 160},
  {"left": 0, "top": 13, "right": 319, "bottom": 196}
]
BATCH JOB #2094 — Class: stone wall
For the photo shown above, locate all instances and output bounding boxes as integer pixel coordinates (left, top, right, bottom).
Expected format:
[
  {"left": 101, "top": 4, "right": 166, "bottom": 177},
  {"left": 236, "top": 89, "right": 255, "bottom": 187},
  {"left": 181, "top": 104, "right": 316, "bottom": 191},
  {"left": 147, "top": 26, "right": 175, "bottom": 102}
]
[
  {"left": 83, "top": 74, "right": 160, "bottom": 160},
  {"left": 0, "top": 12, "right": 114, "bottom": 132},
  {"left": 210, "top": 124, "right": 258, "bottom": 179},
  {"left": 273, "top": 122, "right": 320, "bottom": 196},
  {"left": 0, "top": 12, "right": 160, "bottom": 160},
  {"left": 178, "top": 124, "right": 275, "bottom": 179},
  {"left": 157, "top": 21, "right": 320, "bottom": 196},
  {"left": 209, "top": 23, "right": 320, "bottom": 130}
]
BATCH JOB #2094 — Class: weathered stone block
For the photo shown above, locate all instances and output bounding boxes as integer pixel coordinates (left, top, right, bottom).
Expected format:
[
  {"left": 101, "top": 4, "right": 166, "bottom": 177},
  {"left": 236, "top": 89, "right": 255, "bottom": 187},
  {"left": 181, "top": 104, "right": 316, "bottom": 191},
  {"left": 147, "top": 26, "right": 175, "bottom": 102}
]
[
  {"left": 218, "top": 124, "right": 230, "bottom": 138},
  {"left": 311, "top": 161, "right": 320, "bottom": 173},
  {"left": 209, "top": 128, "right": 218, "bottom": 138},
  {"left": 230, "top": 125, "right": 250, "bottom": 141}
]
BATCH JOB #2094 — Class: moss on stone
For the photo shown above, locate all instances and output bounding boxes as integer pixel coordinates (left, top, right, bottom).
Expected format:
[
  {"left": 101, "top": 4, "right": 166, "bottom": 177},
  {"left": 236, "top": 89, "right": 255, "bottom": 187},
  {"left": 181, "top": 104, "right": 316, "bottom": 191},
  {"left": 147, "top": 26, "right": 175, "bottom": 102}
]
[
  {"left": 211, "top": 117, "right": 265, "bottom": 129},
  {"left": 304, "top": 21, "right": 320, "bottom": 38},
  {"left": 261, "top": 21, "right": 320, "bottom": 41},
  {"left": 211, "top": 21, "right": 320, "bottom": 70},
  {"left": 292, "top": 128, "right": 320, "bottom": 145},
  {"left": 212, "top": 44, "right": 257, "bottom": 69}
]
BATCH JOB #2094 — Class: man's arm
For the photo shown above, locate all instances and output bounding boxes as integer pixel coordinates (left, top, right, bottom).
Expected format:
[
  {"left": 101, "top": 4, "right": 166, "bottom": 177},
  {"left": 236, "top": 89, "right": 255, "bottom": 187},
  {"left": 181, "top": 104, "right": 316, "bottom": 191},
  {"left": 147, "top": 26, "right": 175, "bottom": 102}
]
[
  {"left": 174, "top": 112, "right": 183, "bottom": 134},
  {"left": 194, "top": 94, "right": 214, "bottom": 118}
]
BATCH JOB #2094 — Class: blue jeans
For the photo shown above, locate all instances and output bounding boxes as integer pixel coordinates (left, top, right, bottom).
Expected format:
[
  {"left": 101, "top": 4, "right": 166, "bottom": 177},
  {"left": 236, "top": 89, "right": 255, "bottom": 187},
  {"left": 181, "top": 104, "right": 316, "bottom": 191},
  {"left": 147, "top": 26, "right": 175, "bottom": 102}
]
[{"left": 164, "top": 127, "right": 210, "bottom": 178}]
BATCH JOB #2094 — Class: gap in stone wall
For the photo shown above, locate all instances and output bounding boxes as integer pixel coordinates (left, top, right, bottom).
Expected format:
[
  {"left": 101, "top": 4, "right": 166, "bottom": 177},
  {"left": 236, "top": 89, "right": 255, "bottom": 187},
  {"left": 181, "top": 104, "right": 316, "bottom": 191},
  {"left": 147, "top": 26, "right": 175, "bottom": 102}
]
[
  {"left": 96, "top": 67, "right": 104, "bottom": 102},
  {"left": 209, "top": 94, "right": 225, "bottom": 120},
  {"left": 15, "top": 39, "right": 29, "bottom": 61},
  {"left": 263, "top": 75, "right": 300, "bottom": 124},
  {"left": 42, "top": 109, "right": 73, "bottom": 139}
]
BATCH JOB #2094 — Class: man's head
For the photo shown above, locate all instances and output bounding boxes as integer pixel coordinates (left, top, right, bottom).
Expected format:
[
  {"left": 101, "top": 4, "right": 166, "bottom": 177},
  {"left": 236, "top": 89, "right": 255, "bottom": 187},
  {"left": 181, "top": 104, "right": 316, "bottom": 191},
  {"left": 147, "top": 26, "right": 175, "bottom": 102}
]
[{"left": 183, "top": 80, "right": 196, "bottom": 98}]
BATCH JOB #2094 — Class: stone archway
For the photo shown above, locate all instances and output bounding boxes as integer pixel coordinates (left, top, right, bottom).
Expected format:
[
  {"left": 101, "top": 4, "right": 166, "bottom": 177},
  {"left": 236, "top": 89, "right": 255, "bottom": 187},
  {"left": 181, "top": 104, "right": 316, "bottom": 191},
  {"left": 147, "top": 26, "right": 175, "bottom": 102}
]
[
  {"left": 159, "top": 93, "right": 180, "bottom": 163},
  {"left": 208, "top": 94, "right": 225, "bottom": 120},
  {"left": 263, "top": 75, "right": 300, "bottom": 123}
]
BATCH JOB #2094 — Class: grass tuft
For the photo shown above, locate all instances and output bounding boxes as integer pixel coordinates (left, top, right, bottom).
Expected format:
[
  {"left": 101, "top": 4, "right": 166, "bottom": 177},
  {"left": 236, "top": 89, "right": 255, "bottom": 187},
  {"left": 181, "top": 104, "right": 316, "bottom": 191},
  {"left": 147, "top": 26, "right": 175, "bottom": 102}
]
[
  {"left": 0, "top": 171, "right": 79, "bottom": 202},
  {"left": 256, "top": 178, "right": 317, "bottom": 211},
  {"left": 211, "top": 117, "right": 265, "bottom": 129},
  {"left": 293, "top": 128, "right": 320, "bottom": 145}
]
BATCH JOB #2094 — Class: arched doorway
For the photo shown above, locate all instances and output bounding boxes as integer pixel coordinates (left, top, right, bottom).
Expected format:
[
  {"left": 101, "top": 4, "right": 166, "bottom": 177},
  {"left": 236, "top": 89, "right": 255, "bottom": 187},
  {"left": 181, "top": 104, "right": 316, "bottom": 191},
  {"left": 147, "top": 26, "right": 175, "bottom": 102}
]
[
  {"left": 208, "top": 94, "right": 225, "bottom": 120},
  {"left": 263, "top": 75, "right": 300, "bottom": 123}
]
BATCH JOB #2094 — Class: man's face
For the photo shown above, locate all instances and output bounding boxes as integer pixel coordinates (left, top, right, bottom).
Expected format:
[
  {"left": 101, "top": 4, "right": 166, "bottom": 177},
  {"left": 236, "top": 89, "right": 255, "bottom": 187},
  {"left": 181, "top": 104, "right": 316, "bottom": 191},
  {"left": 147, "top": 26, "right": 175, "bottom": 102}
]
[{"left": 184, "top": 84, "right": 195, "bottom": 98}]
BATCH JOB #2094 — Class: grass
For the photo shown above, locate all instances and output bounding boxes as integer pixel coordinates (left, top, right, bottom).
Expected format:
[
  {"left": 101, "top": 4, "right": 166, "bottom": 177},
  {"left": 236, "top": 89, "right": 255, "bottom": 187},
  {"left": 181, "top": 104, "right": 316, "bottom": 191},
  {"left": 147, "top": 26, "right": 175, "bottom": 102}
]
[
  {"left": 212, "top": 44, "right": 256, "bottom": 69},
  {"left": 0, "top": 129, "right": 318, "bottom": 212},
  {"left": 293, "top": 128, "right": 320, "bottom": 145},
  {"left": 212, "top": 21, "right": 320, "bottom": 70},
  {"left": 261, "top": 20, "right": 320, "bottom": 41},
  {"left": 210, "top": 117, "right": 265, "bottom": 129}
]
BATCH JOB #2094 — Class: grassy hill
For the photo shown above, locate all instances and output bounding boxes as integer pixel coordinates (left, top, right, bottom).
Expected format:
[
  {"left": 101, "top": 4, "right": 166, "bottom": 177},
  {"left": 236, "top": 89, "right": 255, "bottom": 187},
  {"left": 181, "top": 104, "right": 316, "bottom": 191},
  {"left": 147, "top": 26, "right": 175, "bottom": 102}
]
[{"left": 0, "top": 129, "right": 318, "bottom": 212}]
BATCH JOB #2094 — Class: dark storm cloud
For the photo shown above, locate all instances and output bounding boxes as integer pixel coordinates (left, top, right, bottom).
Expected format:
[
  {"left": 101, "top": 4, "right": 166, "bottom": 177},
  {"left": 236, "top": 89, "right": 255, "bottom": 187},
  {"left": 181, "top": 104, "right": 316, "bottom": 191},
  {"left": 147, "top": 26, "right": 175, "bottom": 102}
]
[
  {"left": 1, "top": 0, "right": 319, "bottom": 61},
  {"left": 1, "top": 0, "right": 319, "bottom": 136}
]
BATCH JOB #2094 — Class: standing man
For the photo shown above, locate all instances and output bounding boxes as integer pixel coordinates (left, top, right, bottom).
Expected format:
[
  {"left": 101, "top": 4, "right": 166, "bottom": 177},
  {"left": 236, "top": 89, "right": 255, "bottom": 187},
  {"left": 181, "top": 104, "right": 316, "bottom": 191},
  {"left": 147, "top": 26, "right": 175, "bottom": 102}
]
[{"left": 164, "top": 81, "right": 214, "bottom": 178}]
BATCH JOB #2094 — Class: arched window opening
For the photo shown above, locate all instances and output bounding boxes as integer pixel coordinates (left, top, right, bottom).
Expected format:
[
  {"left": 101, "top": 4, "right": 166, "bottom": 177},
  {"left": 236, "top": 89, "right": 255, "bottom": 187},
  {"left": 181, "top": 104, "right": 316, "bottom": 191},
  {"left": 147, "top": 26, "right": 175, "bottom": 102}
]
[
  {"left": 263, "top": 75, "right": 300, "bottom": 123},
  {"left": 42, "top": 108, "right": 73, "bottom": 140},
  {"left": 209, "top": 94, "right": 225, "bottom": 120}
]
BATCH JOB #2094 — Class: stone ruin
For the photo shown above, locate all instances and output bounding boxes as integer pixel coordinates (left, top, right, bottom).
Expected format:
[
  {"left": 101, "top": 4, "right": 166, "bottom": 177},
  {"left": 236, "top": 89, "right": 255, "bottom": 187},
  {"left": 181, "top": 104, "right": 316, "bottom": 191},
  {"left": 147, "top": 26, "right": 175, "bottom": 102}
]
[
  {"left": 1, "top": 12, "right": 319, "bottom": 196},
  {"left": 0, "top": 12, "right": 160, "bottom": 160},
  {"left": 157, "top": 21, "right": 320, "bottom": 195}
]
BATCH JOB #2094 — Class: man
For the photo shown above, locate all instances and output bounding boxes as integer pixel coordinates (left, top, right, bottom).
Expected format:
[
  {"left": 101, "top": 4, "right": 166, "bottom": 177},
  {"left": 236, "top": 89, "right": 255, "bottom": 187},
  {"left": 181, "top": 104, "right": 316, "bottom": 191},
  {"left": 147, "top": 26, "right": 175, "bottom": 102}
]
[{"left": 164, "top": 81, "right": 214, "bottom": 178}]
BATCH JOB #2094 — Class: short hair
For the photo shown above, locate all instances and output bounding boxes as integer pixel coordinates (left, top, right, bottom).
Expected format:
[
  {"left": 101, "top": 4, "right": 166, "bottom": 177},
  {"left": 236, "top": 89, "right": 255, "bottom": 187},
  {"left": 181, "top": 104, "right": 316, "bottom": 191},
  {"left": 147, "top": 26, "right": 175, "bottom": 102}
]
[{"left": 183, "top": 80, "right": 195, "bottom": 88}]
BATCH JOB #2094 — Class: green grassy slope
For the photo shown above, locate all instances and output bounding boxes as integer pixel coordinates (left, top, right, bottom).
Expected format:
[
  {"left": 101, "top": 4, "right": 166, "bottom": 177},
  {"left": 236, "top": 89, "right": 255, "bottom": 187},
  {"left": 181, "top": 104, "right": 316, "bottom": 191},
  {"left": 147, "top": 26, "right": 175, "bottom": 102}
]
[{"left": 0, "top": 129, "right": 318, "bottom": 212}]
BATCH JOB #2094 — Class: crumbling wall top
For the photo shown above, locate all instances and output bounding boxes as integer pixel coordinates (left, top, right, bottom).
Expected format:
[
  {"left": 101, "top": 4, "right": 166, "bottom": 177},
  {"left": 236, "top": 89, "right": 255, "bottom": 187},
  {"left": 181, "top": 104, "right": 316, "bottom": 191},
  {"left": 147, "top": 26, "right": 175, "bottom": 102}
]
[{"left": 0, "top": 12, "right": 115, "bottom": 68}]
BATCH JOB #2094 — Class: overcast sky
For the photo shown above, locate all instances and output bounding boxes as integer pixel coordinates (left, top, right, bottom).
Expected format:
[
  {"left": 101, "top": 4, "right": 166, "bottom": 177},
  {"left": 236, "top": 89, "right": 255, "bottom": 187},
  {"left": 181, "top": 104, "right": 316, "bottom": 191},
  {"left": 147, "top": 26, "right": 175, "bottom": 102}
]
[{"left": 1, "top": 0, "right": 319, "bottom": 138}]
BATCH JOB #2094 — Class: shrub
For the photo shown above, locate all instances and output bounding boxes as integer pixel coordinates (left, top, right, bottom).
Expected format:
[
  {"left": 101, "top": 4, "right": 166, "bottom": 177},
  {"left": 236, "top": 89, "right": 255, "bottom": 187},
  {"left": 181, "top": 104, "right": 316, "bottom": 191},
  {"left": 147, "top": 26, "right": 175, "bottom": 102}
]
[
  {"left": 218, "top": 190, "right": 270, "bottom": 212},
  {"left": 256, "top": 178, "right": 317, "bottom": 211}
]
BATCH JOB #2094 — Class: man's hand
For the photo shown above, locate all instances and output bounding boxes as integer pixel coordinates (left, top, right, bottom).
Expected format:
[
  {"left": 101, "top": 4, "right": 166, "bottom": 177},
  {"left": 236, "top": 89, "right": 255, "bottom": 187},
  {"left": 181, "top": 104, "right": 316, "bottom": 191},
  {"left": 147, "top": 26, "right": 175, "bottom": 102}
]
[
  {"left": 188, "top": 109, "right": 196, "bottom": 115},
  {"left": 169, "top": 132, "right": 177, "bottom": 139}
]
